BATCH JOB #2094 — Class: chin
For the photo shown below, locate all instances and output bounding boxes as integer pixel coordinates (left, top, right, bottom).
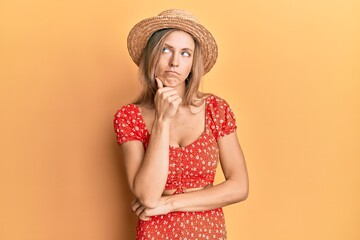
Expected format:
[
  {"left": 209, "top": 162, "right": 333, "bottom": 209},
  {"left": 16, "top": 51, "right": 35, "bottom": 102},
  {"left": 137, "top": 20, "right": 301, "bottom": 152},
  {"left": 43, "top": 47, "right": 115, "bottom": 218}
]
[{"left": 163, "top": 79, "right": 181, "bottom": 87}]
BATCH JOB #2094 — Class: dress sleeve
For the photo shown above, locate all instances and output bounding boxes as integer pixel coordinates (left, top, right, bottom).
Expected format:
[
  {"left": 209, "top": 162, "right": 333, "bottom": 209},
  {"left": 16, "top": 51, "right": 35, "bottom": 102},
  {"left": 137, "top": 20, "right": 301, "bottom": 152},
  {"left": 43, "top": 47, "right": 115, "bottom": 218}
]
[
  {"left": 208, "top": 96, "right": 237, "bottom": 140},
  {"left": 113, "top": 105, "right": 143, "bottom": 145}
]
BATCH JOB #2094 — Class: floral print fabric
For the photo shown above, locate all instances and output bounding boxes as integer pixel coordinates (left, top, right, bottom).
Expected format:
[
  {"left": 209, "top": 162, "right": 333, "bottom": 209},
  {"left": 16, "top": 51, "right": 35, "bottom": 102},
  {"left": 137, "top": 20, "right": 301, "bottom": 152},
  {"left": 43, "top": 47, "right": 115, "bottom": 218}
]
[{"left": 114, "top": 95, "right": 237, "bottom": 239}]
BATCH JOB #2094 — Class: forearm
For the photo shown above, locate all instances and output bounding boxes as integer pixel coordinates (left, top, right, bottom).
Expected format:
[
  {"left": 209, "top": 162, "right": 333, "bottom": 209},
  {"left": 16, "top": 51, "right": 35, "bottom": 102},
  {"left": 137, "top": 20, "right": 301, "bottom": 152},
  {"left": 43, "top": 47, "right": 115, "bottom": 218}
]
[
  {"left": 133, "top": 119, "right": 170, "bottom": 207},
  {"left": 168, "top": 179, "right": 248, "bottom": 212},
  {"left": 134, "top": 178, "right": 248, "bottom": 221}
]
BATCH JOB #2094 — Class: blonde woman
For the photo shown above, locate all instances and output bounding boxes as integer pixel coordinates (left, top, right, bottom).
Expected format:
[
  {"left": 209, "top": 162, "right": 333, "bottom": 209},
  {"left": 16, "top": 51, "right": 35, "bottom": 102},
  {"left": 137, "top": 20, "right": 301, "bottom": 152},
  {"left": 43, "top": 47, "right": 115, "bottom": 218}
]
[{"left": 114, "top": 9, "right": 249, "bottom": 239}]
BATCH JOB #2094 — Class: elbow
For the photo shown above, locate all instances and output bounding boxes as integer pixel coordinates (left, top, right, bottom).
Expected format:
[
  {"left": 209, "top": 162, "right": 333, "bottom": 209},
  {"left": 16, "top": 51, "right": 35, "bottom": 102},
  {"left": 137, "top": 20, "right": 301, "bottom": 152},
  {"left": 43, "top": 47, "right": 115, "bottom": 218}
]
[
  {"left": 138, "top": 197, "right": 159, "bottom": 209},
  {"left": 133, "top": 187, "right": 160, "bottom": 208},
  {"left": 233, "top": 183, "right": 249, "bottom": 203},
  {"left": 240, "top": 187, "right": 249, "bottom": 201}
]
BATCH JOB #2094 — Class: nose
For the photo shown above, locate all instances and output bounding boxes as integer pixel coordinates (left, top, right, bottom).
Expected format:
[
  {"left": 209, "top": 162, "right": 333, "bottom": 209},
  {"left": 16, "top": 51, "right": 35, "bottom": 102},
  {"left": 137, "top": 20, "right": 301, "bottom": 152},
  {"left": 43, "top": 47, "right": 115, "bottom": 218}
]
[{"left": 169, "top": 54, "right": 179, "bottom": 67}]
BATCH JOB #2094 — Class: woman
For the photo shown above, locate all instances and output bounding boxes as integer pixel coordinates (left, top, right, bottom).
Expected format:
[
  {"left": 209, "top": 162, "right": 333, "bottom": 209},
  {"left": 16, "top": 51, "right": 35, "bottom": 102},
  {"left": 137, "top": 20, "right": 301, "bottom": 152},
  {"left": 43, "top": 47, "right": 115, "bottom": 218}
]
[{"left": 114, "top": 9, "right": 248, "bottom": 239}]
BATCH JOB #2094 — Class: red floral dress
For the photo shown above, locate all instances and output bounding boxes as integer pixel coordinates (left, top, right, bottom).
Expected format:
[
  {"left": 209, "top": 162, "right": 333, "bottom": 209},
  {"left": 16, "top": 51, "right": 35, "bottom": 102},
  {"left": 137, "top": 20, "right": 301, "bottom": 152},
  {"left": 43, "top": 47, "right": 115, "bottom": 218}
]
[{"left": 114, "top": 95, "right": 237, "bottom": 240}]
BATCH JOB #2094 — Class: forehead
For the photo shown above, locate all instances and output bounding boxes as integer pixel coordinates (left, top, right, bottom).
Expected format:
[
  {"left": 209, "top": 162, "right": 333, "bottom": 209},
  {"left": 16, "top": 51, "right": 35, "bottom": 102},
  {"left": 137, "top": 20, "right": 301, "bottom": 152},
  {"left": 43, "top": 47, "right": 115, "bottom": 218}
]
[{"left": 163, "top": 30, "right": 195, "bottom": 49}]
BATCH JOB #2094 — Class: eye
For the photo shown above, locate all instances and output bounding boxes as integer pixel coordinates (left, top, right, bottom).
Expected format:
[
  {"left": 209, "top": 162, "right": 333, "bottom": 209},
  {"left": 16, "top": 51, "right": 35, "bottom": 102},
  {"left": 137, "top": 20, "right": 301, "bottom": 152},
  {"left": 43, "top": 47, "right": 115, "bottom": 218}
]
[
  {"left": 181, "top": 51, "right": 191, "bottom": 57},
  {"left": 162, "top": 47, "right": 171, "bottom": 53}
]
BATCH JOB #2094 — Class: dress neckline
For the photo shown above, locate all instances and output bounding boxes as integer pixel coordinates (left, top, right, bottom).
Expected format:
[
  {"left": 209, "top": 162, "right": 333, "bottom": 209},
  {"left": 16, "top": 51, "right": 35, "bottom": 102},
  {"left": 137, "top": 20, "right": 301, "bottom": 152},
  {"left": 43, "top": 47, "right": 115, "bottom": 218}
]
[{"left": 132, "top": 95, "right": 211, "bottom": 150}]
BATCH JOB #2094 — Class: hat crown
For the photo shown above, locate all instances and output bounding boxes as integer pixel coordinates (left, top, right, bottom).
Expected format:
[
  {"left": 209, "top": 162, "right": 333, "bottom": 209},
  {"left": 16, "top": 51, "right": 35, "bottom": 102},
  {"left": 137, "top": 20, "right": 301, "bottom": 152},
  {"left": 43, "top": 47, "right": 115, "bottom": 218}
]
[{"left": 157, "top": 9, "right": 199, "bottom": 23}]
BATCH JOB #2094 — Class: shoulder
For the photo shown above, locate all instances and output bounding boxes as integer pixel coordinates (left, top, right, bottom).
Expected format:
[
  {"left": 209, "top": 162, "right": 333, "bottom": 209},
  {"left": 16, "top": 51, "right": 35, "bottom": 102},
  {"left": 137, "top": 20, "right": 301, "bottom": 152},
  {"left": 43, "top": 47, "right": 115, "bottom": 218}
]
[
  {"left": 113, "top": 104, "right": 147, "bottom": 145},
  {"left": 114, "top": 104, "right": 139, "bottom": 118},
  {"left": 206, "top": 94, "right": 233, "bottom": 110},
  {"left": 113, "top": 104, "right": 143, "bottom": 131},
  {"left": 206, "top": 94, "right": 237, "bottom": 139}
]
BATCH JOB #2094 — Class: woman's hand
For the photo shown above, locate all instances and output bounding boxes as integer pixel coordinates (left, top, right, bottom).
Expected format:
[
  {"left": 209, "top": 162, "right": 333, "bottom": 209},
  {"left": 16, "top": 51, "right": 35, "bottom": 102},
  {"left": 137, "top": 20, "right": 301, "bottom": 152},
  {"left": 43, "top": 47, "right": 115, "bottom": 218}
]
[
  {"left": 131, "top": 196, "right": 173, "bottom": 221},
  {"left": 154, "top": 78, "right": 182, "bottom": 122}
]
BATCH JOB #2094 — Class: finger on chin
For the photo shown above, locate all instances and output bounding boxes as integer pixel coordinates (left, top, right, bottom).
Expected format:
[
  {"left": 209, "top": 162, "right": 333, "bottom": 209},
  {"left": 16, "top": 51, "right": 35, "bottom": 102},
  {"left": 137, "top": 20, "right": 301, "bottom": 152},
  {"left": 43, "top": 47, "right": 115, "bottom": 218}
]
[{"left": 155, "top": 77, "right": 164, "bottom": 89}]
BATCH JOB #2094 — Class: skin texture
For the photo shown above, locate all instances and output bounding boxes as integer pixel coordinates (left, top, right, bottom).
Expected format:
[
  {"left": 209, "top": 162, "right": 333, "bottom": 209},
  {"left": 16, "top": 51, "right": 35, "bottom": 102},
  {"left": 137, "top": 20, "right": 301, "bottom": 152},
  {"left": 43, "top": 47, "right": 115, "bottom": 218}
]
[
  {"left": 154, "top": 30, "right": 195, "bottom": 91},
  {"left": 119, "top": 30, "right": 249, "bottom": 221}
]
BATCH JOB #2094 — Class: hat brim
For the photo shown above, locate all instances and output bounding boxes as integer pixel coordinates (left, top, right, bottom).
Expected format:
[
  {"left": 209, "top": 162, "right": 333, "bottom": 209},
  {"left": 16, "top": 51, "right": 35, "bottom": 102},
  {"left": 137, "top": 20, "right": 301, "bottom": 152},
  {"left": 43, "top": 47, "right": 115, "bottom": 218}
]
[{"left": 127, "top": 15, "right": 218, "bottom": 75}]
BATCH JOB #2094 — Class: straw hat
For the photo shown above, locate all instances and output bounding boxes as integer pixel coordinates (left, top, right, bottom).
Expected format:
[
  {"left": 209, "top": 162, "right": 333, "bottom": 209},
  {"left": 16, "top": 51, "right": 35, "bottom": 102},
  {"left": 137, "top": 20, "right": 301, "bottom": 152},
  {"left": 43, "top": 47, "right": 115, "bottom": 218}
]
[{"left": 127, "top": 9, "right": 218, "bottom": 74}]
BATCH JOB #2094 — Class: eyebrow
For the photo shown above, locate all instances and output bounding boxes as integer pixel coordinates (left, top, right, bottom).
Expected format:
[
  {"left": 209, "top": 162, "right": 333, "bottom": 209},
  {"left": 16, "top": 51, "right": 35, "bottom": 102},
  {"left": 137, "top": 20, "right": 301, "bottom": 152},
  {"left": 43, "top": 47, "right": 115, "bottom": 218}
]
[{"left": 163, "top": 43, "right": 194, "bottom": 52}]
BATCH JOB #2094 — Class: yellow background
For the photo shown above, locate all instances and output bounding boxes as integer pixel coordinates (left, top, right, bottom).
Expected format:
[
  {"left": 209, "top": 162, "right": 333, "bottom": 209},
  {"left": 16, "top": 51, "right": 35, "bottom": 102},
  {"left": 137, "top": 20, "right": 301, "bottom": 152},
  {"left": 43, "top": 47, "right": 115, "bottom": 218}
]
[{"left": 1, "top": 1, "right": 359, "bottom": 239}]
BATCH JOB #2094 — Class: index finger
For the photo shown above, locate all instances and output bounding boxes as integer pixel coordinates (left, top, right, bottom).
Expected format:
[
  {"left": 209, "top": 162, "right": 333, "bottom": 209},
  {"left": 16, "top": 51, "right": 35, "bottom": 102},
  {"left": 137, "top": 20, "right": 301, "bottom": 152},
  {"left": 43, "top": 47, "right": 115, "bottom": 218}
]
[{"left": 155, "top": 77, "right": 164, "bottom": 89}]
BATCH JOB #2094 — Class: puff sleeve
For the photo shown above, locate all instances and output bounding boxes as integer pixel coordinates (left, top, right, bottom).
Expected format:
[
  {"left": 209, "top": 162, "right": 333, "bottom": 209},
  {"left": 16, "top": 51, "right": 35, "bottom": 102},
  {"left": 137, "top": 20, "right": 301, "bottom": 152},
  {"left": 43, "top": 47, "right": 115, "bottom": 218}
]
[
  {"left": 208, "top": 95, "right": 237, "bottom": 140},
  {"left": 113, "top": 105, "right": 145, "bottom": 145}
]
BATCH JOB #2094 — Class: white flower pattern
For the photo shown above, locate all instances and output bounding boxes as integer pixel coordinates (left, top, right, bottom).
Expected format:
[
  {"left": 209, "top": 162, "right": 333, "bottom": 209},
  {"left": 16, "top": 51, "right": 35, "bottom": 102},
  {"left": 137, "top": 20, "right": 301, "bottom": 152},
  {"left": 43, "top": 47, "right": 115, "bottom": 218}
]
[{"left": 114, "top": 95, "right": 236, "bottom": 240}]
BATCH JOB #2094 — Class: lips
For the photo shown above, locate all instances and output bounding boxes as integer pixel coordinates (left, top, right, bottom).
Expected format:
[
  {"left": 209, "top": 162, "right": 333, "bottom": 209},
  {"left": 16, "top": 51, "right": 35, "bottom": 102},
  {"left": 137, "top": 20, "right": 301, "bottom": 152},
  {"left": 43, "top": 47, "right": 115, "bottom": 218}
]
[{"left": 165, "top": 70, "right": 180, "bottom": 75}]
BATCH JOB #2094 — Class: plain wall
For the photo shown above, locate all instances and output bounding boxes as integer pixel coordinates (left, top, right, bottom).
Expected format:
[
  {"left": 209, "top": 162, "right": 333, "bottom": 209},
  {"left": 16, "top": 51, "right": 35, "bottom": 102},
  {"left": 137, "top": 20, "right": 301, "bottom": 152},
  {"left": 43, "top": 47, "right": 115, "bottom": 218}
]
[{"left": 1, "top": 1, "right": 359, "bottom": 239}]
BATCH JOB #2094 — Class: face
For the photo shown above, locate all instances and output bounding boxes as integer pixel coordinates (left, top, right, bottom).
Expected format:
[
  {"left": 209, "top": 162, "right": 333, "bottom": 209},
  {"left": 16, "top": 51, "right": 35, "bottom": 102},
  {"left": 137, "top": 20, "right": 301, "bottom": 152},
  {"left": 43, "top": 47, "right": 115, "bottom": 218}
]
[{"left": 154, "top": 30, "right": 195, "bottom": 88}]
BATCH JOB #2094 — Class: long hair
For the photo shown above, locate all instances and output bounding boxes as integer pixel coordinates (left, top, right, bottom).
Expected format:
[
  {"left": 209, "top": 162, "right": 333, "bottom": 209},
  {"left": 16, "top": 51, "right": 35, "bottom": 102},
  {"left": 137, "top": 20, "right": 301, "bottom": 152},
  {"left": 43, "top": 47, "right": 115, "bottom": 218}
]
[{"left": 133, "top": 28, "right": 206, "bottom": 107}]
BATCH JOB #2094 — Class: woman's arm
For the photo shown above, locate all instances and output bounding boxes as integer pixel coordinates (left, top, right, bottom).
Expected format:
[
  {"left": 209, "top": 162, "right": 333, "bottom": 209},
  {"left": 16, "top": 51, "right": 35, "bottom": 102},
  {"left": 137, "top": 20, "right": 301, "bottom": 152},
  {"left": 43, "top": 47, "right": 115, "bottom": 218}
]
[
  {"left": 120, "top": 79, "right": 182, "bottom": 208},
  {"left": 120, "top": 119, "right": 170, "bottom": 209},
  {"left": 133, "top": 132, "right": 249, "bottom": 219}
]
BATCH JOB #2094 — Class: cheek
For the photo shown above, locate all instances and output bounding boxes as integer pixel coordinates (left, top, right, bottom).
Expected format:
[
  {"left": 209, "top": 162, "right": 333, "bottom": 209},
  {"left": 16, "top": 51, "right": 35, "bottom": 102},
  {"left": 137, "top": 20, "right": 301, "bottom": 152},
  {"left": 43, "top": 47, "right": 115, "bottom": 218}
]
[
  {"left": 154, "top": 59, "right": 165, "bottom": 75},
  {"left": 156, "top": 57, "right": 167, "bottom": 71},
  {"left": 154, "top": 65, "right": 160, "bottom": 75}
]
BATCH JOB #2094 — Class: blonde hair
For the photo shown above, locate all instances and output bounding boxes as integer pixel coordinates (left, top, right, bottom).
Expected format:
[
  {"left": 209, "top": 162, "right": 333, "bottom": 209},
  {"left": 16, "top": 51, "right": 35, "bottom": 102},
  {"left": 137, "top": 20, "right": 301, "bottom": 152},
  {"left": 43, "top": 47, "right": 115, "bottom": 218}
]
[{"left": 133, "top": 28, "right": 206, "bottom": 107}]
